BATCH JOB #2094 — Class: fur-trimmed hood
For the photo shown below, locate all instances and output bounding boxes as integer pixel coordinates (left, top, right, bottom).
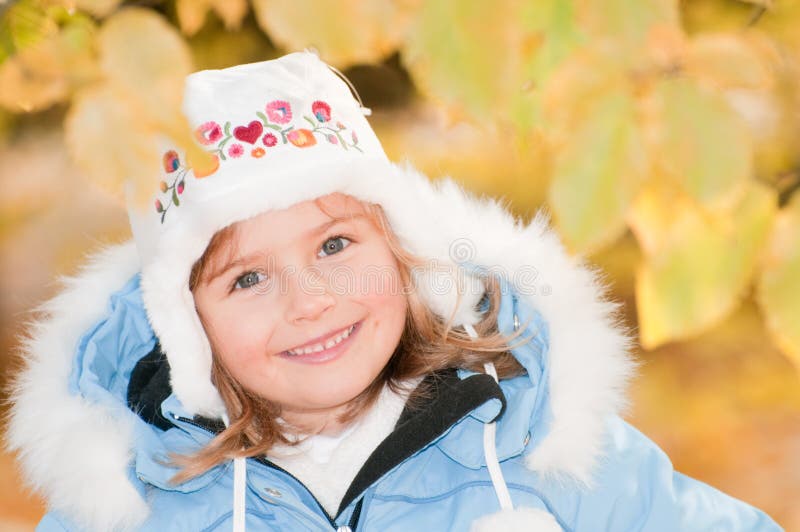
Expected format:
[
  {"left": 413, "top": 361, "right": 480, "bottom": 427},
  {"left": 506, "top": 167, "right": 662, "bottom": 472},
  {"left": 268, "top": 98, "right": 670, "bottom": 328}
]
[{"left": 6, "top": 162, "right": 636, "bottom": 531}]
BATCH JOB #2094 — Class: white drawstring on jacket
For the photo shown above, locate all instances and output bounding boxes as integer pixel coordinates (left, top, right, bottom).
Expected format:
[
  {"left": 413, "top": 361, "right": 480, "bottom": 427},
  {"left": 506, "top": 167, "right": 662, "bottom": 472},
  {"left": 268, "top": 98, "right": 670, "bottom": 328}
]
[
  {"left": 463, "top": 323, "right": 515, "bottom": 512},
  {"left": 221, "top": 413, "right": 248, "bottom": 532}
]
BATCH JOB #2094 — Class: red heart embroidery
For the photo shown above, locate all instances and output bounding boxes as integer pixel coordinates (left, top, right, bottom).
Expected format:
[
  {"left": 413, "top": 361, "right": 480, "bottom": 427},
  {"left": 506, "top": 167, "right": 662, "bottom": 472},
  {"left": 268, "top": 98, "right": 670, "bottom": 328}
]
[{"left": 233, "top": 121, "right": 264, "bottom": 144}]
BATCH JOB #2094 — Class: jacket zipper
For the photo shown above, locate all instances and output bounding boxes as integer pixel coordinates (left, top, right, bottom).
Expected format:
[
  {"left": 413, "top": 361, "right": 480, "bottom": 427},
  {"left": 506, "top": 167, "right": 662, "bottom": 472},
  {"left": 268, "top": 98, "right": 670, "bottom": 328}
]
[{"left": 174, "top": 415, "right": 362, "bottom": 531}]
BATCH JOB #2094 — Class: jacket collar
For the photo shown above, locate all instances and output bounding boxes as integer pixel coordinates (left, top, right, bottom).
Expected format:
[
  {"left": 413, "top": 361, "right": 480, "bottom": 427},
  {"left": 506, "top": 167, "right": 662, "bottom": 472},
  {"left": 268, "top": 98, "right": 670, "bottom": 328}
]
[{"left": 128, "top": 343, "right": 512, "bottom": 513}]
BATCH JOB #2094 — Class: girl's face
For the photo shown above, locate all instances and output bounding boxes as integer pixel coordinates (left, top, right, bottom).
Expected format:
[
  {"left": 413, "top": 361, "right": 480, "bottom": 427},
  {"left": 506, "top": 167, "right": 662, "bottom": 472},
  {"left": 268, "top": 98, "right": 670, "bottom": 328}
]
[{"left": 192, "top": 193, "right": 407, "bottom": 432}]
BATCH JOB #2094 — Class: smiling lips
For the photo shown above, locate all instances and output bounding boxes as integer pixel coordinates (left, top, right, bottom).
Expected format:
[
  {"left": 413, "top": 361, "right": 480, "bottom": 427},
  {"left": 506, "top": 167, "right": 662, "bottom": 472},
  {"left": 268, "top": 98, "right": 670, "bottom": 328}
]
[{"left": 283, "top": 322, "right": 358, "bottom": 356}]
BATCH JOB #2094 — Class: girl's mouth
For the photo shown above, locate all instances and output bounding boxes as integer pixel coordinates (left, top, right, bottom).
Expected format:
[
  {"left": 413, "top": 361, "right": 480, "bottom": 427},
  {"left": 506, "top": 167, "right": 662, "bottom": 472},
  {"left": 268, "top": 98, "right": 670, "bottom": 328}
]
[{"left": 277, "top": 320, "right": 363, "bottom": 364}]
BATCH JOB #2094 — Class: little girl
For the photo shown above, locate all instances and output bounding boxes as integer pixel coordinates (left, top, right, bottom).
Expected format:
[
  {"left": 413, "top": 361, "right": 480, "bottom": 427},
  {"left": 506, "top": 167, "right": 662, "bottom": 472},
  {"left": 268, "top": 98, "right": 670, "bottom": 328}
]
[{"left": 8, "top": 51, "right": 782, "bottom": 531}]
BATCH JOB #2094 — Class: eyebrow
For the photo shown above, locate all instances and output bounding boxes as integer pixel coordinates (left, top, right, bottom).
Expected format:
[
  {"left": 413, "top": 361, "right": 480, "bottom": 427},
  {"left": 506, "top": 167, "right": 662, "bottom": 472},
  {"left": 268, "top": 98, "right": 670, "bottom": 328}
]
[{"left": 204, "top": 216, "right": 362, "bottom": 286}]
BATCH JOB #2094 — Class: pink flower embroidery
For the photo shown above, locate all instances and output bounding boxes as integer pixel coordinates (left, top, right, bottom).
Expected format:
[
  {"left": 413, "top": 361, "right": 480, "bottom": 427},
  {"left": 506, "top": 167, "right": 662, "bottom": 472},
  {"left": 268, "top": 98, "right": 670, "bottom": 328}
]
[
  {"left": 156, "top": 100, "right": 366, "bottom": 224},
  {"left": 263, "top": 133, "right": 278, "bottom": 147},
  {"left": 228, "top": 143, "right": 244, "bottom": 158},
  {"left": 312, "top": 101, "right": 332, "bottom": 122},
  {"left": 195, "top": 122, "right": 223, "bottom": 145},
  {"left": 265, "top": 100, "right": 292, "bottom": 124}
]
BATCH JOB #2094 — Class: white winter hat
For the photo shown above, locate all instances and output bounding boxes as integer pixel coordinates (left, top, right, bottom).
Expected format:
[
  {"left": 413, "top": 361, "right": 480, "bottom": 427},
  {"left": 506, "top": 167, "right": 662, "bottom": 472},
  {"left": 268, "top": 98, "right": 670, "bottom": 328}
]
[{"left": 127, "top": 50, "right": 488, "bottom": 417}]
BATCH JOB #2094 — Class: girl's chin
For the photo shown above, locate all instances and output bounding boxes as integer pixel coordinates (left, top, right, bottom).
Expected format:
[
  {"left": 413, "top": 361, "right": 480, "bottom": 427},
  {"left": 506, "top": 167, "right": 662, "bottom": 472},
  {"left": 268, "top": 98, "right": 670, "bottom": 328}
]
[{"left": 277, "top": 386, "right": 373, "bottom": 414}]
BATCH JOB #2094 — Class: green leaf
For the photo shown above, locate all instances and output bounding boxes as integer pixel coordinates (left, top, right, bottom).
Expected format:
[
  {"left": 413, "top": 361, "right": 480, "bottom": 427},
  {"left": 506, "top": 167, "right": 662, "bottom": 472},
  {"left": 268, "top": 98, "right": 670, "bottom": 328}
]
[
  {"left": 403, "top": 0, "right": 582, "bottom": 130},
  {"left": 578, "top": 0, "right": 679, "bottom": 64},
  {"left": 549, "top": 89, "right": 647, "bottom": 254},
  {"left": 172, "top": 187, "right": 180, "bottom": 206},
  {"left": 335, "top": 131, "right": 346, "bottom": 150},
  {"left": 6, "top": 0, "right": 58, "bottom": 52},
  {"left": 631, "top": 181, "right": 777, "bottom": 348},
  {"left": 654, "top": 78, "right": 753, "bottom": 211},
  {"left": 256, "top": 111, "right": 268, "bottom": 124},
  {"left": 757, "top": 194, "right": 800, "bottom": 372}
]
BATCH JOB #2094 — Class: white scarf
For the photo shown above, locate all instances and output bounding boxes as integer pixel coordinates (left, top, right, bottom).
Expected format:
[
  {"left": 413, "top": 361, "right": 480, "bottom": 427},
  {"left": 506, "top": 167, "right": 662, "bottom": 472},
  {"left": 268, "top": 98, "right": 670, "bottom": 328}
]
[{"left": 267, "top": 379, "right": 421, "bottom": 516}]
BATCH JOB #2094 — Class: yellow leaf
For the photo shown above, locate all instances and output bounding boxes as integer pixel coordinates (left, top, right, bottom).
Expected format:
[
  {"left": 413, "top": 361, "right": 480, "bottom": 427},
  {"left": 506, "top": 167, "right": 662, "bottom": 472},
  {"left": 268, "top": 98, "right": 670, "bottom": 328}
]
[
  {"left": 631, "top": 180, "right": 777, "bottom": 348},
  {"left": 0, "top": 47, "right": 68, "bottom": 112},
  {"left": 176, "top": 0, "right": 246, "bottom": 36},
  {"left": 0, "top": 15, "right": 96, "bottom": 112},
  {"left": 187, "top": 16, "right": 279, "bottom": 72},
  {"left": 653, "top": 78, "right": 752, "bottom": 211},
  {"left": 252, "top": 0, "right": 419, "bottom": 66},
  {"left": 6, "top": 0, "right": 58, "bottom": 51},
  {"left": 540, "top": 48, "right": 627, "bottom": 144},
  {"left": 176, "top": 0, "right": 211, "bottom": 36},
  {"left": 403, "top": 0, "right": 582, "bottom": 129},
  {"left": 549, "top": 90, "right": 648, "bottom": 254},
  {"left": 97, "top": 7, "right": 192, "bottom": 123},
  {"left": 71, "top": 0, "right": 124, "bottom": 18},
  {"left": 753, "top": 0, "right": 800, "bottom": 58},
  {"left": 757, "top": 194, "right": 800, "bottom": 371},
  {"left": 210, "top": 0, "right": 248, "bottom": 32},
  {"left": 685, "top": 33, "right": 773, "bottom": 90},
  {"left": 577, "top": 0, "right": 680, "bottom": 64},
  {"left": 681, "top": 0, "right": 756, "bottom": 33},
  {"left": 65, "top": 84, "right": 161, "bottom": 206}
]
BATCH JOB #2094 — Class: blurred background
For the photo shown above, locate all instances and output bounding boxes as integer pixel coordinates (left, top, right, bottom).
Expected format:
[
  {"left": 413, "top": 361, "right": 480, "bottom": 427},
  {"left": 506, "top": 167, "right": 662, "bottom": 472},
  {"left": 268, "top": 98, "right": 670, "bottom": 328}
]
[{"left": 1, "top": 0, "right": 799, "bottom": 529}]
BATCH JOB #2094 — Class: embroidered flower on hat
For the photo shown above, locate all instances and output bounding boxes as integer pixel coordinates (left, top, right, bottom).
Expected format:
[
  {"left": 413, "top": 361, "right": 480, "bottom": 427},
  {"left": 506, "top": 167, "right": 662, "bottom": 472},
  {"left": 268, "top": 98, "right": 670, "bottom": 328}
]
[
  {"left": 311, "top": 101, "right": 331, "bottom": 122},
  {"left": 265, "top": 100, "right": 292, "bottom": 124},
  {"left": 228, "top": 143, "right": 244, "bottom": 158},
  {"left": 163, "top": 150, "right": 180, "bottom": 173},
  {"left": 156, "top": 99, "right": 364, "bottom": 223},
  {"left": 195, "top": 122, "right": 223, "bottom": 145},
  {"left": 263, "top": 133, "right": 278, "bottom": 147},
  {"left": 287, "top": 129, "right": 316, "bottom": 147},
  {"left": 154, "top": 157, "right": 189, "bottom": 223}
]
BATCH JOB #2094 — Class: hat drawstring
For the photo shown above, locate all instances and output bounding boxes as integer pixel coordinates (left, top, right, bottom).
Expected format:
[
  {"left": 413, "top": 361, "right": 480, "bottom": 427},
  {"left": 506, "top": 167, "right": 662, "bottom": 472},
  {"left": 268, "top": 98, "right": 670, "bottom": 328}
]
[
  {"left": 222, "top": 413, "right": 248, "bottom": 532},
  {"left": 304, "top": 47, "right": 373, "bottom": 116},
  {"left": 463, "top": 323, "right": 515, "bottom": 512}
]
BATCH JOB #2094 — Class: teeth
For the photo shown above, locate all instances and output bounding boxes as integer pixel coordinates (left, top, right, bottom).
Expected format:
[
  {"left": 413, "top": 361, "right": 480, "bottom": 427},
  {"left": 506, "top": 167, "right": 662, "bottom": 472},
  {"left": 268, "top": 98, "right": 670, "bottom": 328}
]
[{"left": 286, "top": 324, "right": 355, "bottom": 356}]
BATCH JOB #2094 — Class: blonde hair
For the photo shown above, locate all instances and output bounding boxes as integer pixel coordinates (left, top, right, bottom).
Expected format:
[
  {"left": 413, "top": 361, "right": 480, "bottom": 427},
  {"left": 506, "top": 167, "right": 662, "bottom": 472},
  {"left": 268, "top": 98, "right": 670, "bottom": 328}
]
[{"left": 171, "top": 195, "right": 532, "bottom": 484}]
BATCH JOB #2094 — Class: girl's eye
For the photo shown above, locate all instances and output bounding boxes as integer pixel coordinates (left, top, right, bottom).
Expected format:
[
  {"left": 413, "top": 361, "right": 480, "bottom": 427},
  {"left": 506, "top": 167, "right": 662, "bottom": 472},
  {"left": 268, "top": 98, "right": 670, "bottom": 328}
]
[
  {"left": 233, "top": 271, "right": 267, "bottom": 291},
  {"left": 318, "top": 235, "right": 352, "bottom": 258}
]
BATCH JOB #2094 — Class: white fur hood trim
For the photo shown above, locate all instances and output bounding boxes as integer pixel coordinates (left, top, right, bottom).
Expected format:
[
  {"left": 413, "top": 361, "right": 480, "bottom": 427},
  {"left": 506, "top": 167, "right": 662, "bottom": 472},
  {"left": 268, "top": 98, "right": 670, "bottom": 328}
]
[
  {"left": 5, "top": 242, "right": 149, "bottom": 531},
  {"left": 6, "top": 163, "right": 636, "bottom": 530}
]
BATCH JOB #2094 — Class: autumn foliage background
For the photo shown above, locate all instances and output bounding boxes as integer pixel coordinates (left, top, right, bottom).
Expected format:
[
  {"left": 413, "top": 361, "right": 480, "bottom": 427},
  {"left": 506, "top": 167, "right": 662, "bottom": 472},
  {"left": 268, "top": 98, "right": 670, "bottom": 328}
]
[{"left": 1, "top": 0, "right": 799, "bottom": 529}]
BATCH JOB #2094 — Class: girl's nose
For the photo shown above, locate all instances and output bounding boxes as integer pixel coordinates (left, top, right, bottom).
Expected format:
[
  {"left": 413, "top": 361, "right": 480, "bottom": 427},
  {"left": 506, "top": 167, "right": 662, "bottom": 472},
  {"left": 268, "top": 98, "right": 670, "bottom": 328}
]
[{"left": 284, "top": 267, "right": 336, "bottom": 323}]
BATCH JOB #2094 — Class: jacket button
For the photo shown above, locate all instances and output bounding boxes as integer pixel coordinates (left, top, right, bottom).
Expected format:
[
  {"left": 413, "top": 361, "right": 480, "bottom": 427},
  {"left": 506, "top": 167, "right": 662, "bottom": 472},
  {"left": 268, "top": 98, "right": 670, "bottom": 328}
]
[{"left": 264, "top": 487, "right": 283, "bottom": 498}]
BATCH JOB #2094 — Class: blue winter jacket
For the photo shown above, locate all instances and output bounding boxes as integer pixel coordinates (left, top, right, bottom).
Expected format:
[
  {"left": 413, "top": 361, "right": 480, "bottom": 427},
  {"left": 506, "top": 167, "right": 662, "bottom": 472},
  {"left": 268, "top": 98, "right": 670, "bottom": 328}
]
[{"left": 22, "top": 269, "right": 782, "bottom": 532}]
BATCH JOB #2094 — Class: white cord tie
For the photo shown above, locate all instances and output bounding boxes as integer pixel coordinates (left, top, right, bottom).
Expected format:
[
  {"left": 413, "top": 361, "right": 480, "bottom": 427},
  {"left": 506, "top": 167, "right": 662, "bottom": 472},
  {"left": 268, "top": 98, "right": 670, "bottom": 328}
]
[
  {"left": 222, "top": 413, "right": 247, "bottom": 532},
  {"left": 463, "top": 323, "right": 515, "bottom": 512}
]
